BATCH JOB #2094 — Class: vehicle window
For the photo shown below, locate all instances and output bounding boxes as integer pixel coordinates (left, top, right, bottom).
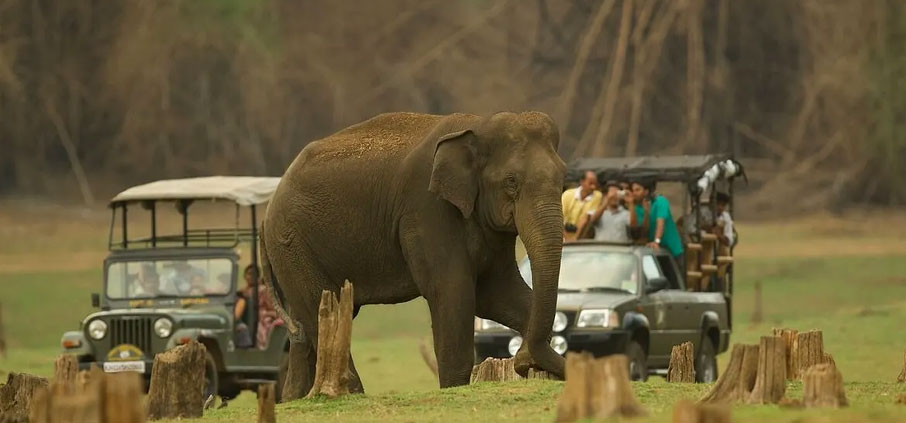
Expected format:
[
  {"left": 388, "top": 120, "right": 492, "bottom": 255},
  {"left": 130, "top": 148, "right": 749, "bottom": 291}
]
[
  {"left": 518, "top": 251, "right": 639, "bottom": 295},
  {"left": 107, "top": 258, "right": 233, "bottom": 299},
  {"left": 641, "top": 255, "right": 662, "bottom": 281},
  {"left": 655, "top": 255, "right": 682, "bottom": 290}
]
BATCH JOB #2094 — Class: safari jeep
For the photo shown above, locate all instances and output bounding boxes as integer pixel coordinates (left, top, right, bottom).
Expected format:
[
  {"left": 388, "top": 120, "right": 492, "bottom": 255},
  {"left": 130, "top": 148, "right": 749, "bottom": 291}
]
[{"left": 59, "top": 177, "right": 289, "bottom": 401}]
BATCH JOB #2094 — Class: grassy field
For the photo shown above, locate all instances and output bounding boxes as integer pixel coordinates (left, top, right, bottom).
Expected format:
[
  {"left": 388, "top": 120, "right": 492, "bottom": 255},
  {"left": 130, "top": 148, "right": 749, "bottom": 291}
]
[{"left": 1, "top": 202, "right": 906, "bottom": 422}]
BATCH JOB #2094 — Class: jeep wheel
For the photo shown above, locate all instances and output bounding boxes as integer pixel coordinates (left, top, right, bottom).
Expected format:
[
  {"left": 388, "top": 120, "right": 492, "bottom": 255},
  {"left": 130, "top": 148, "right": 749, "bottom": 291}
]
[
  {"left": 695, "top": 337, "right": 718, "bottom": 383},
  {"left": 203, "top": 351, "right": 219, "bottom": 400},
  {"left": 625, "top": 340, "right": 648, "bottom": 382}
]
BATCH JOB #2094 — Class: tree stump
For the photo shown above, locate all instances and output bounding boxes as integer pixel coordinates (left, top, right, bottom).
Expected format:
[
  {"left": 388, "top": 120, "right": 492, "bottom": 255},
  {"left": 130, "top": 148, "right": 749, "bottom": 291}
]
[
  {"left": 746, "top": 336, "right": 786, "bottom": 404},
  {"left": 672, "top": 400, "right": 730, "bottom": 423},
  {"left": 772, "top": 328, "right": 798, "bottom": 380},
  {"left": 667, "top": 342, "right": 696, "bottom": 383},
  {"left": 0, "top": 373, "right": 48, "bottom": 423},
  {"left": 802, "top": 363, "right": 847, "bottom": 408},
  {"left": 700, "top": 343, "right": 759, "bottom": 403},
  {"left": 470, "top": 357, "right": 556, "bottom": 383},
  {"left": 147, "top": 340, "right": 206, "bottom": 420},
  {"left": 257, "top": 383, "right": 276, "bottom": 423},
  {"left": 306, "top": 281, "right": 354, "bottom": 398},
  {"left": 555, "top": 352, "right": 646, "bottom": 422},
  {"left": 53, "top": 355, "right": 79, "bottom": 391},
  {"left": 793, "top": 330, "right": 825, "bottom": 380},
  {"left": 30, "top": 368, "right": 145, "bottom": 423},
  {"left": 897, "top": 348, "right": 905, "bottom": 383}
]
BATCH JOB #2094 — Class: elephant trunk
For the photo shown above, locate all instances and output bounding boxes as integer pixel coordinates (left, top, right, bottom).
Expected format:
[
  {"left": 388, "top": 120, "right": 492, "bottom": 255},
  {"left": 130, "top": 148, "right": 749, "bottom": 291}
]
[{"left": 515, "top": 192, "right": 566, "bottom": 378}]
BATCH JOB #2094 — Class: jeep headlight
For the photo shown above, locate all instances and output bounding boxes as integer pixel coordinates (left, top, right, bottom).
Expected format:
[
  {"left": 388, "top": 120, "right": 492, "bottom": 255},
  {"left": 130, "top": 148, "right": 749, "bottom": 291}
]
[
  {"left": 507, "top": 336, "right": 523, "bottom": 356},
  {"left": 474, "top": 318, "right": 508, "bottom": 331},
  {"left": 154, "top": 318, "right": 173, "bottom": 338},
  {"left": 552, "top": 311, "right": 568, "bottom": 332},
  {"left": 88, "top": 320, "right": 107, "bottom": 340},
  {"left": 576, "top": 309, "right": 620, "bottom": 328}
]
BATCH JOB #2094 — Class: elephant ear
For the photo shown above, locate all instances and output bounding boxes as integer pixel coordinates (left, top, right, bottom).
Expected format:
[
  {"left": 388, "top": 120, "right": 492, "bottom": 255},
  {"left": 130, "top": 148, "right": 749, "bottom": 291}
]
[{"left": 429, "top": 129, "right": 479, "bottom": 219}]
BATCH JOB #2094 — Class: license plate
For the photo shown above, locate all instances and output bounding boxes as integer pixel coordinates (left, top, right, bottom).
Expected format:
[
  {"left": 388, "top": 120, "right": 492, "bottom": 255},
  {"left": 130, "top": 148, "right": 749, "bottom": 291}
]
[{"left": 103, "top": 361, "right": 146, "bottom": 373}]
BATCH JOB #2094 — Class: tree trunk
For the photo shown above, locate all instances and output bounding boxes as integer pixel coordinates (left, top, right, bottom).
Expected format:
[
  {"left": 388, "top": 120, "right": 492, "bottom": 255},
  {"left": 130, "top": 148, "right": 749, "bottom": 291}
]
[
  {"left": 30, "top": 367, "right": 145, "bottom": 423},
  {"left": 794, "top": 330, "right": 825, "bottom": 380},
  {"left": 147, "top": 341, "right": 206, "bottom": 420},
  {"left": 555, "top": 352, "right": 646, "bottom": 422},
  {"left": 53, "top": 355, "right": 79, "bottom": 390},
  {"left": 672, "top": 400, "right": 730, "bottom": 423},
  {"left": 257, "top": 383, "right": 276, "bottom": 423},
  {"left": 667, "top": 342, "right": 696, "bottom": 383},
  {"left": 802, "top": 363, "right": 847, "bottom": 408},
  {"left": 700, "top": 343, "right": 759, "bottom": 403},
  {"left": 897, "top": 348, "right": 905, "bottom": 383},
  {"left": 470, "top": 357, "right": 557, "bottom": 383},
  {"left": 751, "top": 281, "right": 763, "bottom": 325},
  {"left": 772, "top": 328, "right": 799, "bottom": 380},
  {"left": 0, "top": 373, "right": 48, "bottom": 423},
  {"left": 746, "top": 336, "right": 787, "bottom": 404},
  {"left": 307, "top": 281, "right": 354, "bottom": 398}
]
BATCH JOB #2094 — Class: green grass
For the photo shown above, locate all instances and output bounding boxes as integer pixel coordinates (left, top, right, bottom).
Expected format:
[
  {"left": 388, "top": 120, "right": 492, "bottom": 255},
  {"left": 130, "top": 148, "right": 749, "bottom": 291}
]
[{"left": 3, "top": 219, "right": 906, "bottom": 421}]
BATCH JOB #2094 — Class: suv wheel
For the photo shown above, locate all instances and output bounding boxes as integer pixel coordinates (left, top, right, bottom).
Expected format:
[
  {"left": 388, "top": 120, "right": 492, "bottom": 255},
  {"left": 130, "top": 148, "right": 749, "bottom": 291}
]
[
  {"left": 625, "top": 340, "right": 648, "bottom": 382},
  {"left": 695, "top": 337, "right": 718, "bottom": 383},
  {"left": 203, "top": 351, "right": 219, "bottom": 400}
]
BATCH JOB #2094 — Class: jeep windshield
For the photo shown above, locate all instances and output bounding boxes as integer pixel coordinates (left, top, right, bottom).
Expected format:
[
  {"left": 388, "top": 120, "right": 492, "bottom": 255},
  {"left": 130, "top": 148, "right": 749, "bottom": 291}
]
[
  {"left": 518, "top": 250, "right": 639, "bottom": 295},
  {"left": 106, "top": 258, "right": 233, "bottom": 299}
]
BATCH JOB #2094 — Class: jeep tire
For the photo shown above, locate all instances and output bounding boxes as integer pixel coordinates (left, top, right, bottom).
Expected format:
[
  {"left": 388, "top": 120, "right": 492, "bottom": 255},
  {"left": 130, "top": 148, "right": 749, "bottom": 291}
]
[
  {"left": 695, "top": 336, "right": 718, "bottom": 383},
  {"left": 203, "top": 351, "right": 219, "bottom": 400},
  {"left": 625, "top": 340, "right": 648, "bottom": 382}
]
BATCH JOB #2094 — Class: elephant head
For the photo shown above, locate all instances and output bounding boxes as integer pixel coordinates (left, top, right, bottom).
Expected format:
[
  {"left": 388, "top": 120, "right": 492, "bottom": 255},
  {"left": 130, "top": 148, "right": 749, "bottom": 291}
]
[{"left": 428, "top": 111, "right": 567, "bottom": 377}]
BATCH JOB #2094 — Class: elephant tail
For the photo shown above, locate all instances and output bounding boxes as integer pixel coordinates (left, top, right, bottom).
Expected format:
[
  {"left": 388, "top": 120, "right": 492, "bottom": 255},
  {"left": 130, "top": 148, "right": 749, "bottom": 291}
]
[{"left": 259, "top": 219, "right": 301, "bottom": 340}]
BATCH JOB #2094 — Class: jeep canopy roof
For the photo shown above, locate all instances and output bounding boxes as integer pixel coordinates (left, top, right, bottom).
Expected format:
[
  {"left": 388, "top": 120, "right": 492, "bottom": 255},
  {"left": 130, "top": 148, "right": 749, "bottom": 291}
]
[
  {"left": 109, "top": 176, "right": 280, "bottom": 207},
  {"left": 566, "top": 154, "right": 745, "bottom": 193}
]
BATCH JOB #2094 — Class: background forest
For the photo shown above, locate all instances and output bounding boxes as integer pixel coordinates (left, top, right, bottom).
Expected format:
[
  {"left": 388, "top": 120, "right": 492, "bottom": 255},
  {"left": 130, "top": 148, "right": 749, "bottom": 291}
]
[{"left": 1, "top": 0, "right": 904, "bottom": 213}]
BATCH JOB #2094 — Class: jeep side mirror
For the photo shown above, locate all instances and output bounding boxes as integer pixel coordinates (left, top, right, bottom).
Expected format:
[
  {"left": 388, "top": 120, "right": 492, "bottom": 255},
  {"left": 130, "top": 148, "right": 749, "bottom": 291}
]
[
  {"left": 645, "top": 277, "right": 669, "bottom": 294},
  {"left": 91, "top": 293, "right": 100, "bottom": 308}
]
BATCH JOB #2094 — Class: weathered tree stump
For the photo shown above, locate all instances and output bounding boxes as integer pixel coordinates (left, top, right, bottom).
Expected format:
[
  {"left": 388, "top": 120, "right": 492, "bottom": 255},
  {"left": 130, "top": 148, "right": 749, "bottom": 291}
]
[
  {"left": 257, "top": 383, "right": 276, "bottom": 423},
  {"left": 672, "top": 400, "right": 730, "bottom": 423},
  {"left": 0, "top": 303, "right": 6, "bottom": 359},
  {"left": 802, "top": 363, "right": 847, "bottom": 408},
  {"left": 30, "top": 367, "right": 145, "bottom": 423},
  {"left": 751, "top": 281, "right": 763, "bottom": 325},
  {"left": 700, "top": 343, "right": 759, "bottom": 403},
  {"left": 147, "top": 340, "right": 206, "bottom": 420},
  {"left": 0, "top": 373, "right": 48, "bottom": 423},
  {"left": 772, "top": 328, "right": 799, "bottom": 380},
  {"left": 555, "top": 352, "right": 646, "bottom": 422},
  {"left": 667, "top": 342, "right": 696, "bottom": 383},
  {"left": 307, "top": 281, "right": 354, "bottom": 398},
  {"left": 793, "top": 330, "right": 825, "bottom": 380},
  {"left": 53, "top": 355, "right": 79, "bottom": 391},
  {"left": 897, "top": 348, "right": 906, "bottom": 383},
  {"left": 746, "top": 336, "right": 786, "bottom": 404},
  {"left": 470, "top": 357, "right": 556, "bottom": 383}
]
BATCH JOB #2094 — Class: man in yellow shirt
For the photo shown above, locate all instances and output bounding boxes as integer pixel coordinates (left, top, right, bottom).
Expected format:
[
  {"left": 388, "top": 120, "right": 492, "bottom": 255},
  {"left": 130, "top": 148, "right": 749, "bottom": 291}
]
[{"left": 561, "top": 170, "right": 603, "bottom": 240}]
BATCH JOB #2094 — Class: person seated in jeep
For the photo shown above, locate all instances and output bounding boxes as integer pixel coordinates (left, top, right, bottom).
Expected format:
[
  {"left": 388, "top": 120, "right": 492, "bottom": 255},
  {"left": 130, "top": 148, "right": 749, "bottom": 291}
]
[
  {"left": 713, "top": 192, "right": 736, "bottom": 247},
  {"left": 234, "top": 265, "right": 283, "bottom": 348},
  {"left": 130, "top": 264, "right": 161, "bottom": 297}
]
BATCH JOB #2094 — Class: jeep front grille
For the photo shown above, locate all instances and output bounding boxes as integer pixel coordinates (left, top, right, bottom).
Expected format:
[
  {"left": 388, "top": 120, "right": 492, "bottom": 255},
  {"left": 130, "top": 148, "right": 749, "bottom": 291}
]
[{"left": 110, "top": 317, "right": 153, "bottom": 354}]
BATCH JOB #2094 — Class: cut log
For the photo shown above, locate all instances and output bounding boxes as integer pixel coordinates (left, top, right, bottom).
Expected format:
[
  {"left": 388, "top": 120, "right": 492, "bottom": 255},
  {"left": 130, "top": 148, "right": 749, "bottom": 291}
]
[
  {"left": 257, "top": 383, "right": 276, "bottom": 423},
  {"left": 470, "top": 357, "right": 556, "bottom": 383},
  {"left": 700, "top": 343, "right": 759, "bottom": 403},
  {"left": 555, "top": 352, "right": 646, "bottom": 422},
  {"left": 0, "top": 372, "right": 48, "bottom": 423},
  {"left": 147, "top": 340, "right": 207, "bottom": 420},
  {"left": 750, "top": 281, "right": 763, "bottom": 325},
  {"left": 793, "top": 330, "right": 825, "bottom": 380},
  {"left": 802, "top": 363, "right": 847, "bottom": 408},
  {"left": 898, "top": 348, "right": 906, "bottom": 383},
  {"left": 307, "top": 281, "right": 354, "bottom": 398},
  {"left": 667, "top": 342, "right": 696, "bottom": 383},
  {"left": 771, "top": 328, "right": 799, "bottom": 380},
  {"left": 672, "top": 400, "right": 730, "bottom": 423},
  {"left": 53, "top": 355, "right": 80, "bottom": 391},
  {"left": 746, "top": 336, "right": 786, "bottom": 404}
]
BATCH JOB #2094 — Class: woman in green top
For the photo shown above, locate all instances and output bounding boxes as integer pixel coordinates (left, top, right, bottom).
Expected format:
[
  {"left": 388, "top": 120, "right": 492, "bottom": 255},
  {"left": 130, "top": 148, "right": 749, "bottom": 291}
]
[{"left": 629, "top": 181, "right": 684, "bottom": 261}]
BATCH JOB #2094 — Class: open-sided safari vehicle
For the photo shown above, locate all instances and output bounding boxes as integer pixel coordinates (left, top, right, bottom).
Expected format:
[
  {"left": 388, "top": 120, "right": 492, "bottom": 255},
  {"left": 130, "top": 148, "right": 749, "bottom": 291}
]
[
  {"left": 60, "top": 176, "right": 288, "bottom": 400},
  {"left": 474, "top": 155, "right": 745, "bottom": 382}
]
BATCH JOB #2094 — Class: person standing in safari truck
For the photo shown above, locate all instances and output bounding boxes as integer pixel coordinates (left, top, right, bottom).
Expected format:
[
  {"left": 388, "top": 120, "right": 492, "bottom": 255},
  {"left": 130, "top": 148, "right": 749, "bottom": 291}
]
[
  {"left": 561, "top": 170, "right": 603, "bottom": 240},
  {"left": 629, "top": 179, "right": 684, "bottom": 264}
]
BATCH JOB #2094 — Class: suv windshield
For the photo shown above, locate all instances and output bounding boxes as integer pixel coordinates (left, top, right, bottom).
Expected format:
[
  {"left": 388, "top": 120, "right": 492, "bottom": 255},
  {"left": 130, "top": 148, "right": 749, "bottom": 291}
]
[
  {"left": 518, "top": 250, "right": 639, "bottom": 295},
  {"left": 106, "top": 258, "right": 233, "bottom": 299}
]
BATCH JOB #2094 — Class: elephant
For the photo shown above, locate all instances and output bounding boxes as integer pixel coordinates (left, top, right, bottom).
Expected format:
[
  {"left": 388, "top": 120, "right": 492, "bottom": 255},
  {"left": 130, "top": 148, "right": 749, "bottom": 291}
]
[{"left": 259, "top": 111, "right": 567, "bottom": 397}]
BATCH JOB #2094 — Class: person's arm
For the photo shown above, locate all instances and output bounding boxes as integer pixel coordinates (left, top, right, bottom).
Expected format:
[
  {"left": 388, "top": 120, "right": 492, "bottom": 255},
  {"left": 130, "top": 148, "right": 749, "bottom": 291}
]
[
  {"left": 234, "top": 297, "right": 247, "bottom": 320},
  {"left": 645, "top": 198, "right": 661, "bottom": 250},
  {"left": 588, "top": 192, "right": 612, "bottom": 225}
]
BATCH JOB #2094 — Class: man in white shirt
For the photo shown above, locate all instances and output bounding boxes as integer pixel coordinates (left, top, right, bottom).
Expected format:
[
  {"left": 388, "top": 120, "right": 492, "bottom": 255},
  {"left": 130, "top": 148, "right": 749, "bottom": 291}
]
[
  {"left": 578, "top": 182, "right": 631, "bottom": 243},
  {"left": 714, "top": 192, "right": 735, "bottom": 247}
]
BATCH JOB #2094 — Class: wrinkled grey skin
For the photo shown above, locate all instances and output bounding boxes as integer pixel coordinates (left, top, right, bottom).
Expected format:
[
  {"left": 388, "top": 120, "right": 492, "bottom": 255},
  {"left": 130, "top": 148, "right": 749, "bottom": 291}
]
[{"left": 260, "top": 111, "right": 566, "bottom": 396}]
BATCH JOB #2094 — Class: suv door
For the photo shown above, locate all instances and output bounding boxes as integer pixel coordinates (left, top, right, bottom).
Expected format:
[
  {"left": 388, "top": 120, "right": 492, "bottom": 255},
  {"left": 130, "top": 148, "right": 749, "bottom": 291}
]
[
  {"left": 637, "top": 254, "right": 687, "bottom": 365},
  {"left": 655, "top": 253, "right": 704, "bottom": 348}
]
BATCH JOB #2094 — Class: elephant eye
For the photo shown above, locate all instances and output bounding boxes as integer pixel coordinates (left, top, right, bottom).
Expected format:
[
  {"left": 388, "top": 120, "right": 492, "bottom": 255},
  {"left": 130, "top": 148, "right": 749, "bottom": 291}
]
[{"left": 504, "top": 174, "right": 519, "bottom": 195}]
